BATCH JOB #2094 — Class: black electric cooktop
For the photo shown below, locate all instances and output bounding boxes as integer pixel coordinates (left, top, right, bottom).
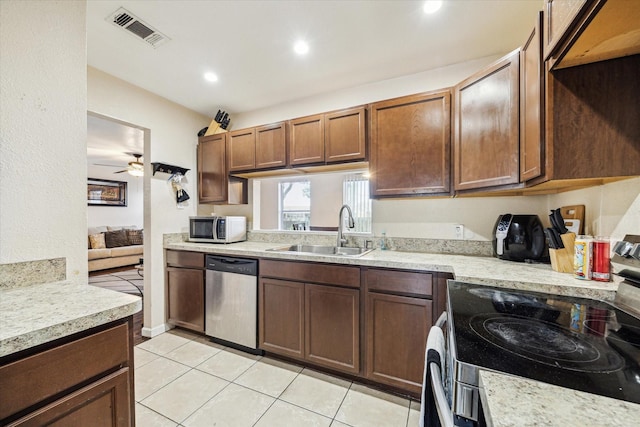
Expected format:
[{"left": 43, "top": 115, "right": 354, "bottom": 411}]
[{"left": 448, "top": 281, "right": 640, "bottom": 404}]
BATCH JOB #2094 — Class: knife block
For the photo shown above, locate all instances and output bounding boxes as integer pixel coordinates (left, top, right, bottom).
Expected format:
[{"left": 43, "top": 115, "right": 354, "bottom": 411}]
[
  {"left": 549, "top": 232, "right": 576, "bottom": 273},
  {"left": 204, "top": 119, "right": 227, "bottom": 136}
]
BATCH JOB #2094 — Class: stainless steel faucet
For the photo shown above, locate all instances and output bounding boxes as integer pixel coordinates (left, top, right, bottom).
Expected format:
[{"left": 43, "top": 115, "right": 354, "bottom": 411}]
[{"left": 337, "top": 204, "right": 355, "bottom": 247}]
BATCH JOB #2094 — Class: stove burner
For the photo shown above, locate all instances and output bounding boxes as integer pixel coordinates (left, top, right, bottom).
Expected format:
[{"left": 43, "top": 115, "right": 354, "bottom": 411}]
[{"left": 470, "top": 314, "right": 625, "bottom": 373}]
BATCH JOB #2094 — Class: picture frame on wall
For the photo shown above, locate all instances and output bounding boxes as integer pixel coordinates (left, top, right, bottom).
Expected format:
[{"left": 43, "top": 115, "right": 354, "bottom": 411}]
[{"left": 87, "top": 178, "right": 127, "bottom": 207}]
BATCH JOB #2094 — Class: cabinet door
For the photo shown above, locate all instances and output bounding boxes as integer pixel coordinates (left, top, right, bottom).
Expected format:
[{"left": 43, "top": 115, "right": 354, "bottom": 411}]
[
  {"left": 365, "top": 292, "right": 432, "bottom": 395},
  {"left": 370, "top": 91, "right": 451, "bottom": 197},
  {"left": 255, "top": 122, "right": 287, "bottom": 169},
  {"left": 543, "top": 0, "right": 588, "bottom": 61},
  {"left": 228, "top": 128, "right": 256, "bottom": 172},
  {"left": 166, "top": 267, "right": 205, "bottom": 332},
  {"left": 325, "top": 107, "right": 367, "bottom": 163},
  {"left": 289, "top": 114, "right": 325, "bottom": 166},
  {"left": 258, "top": 278, "right": 304, "bottom": 359},
  {"left": 520, "top": 12, "right": 544, "bottom": 182},
  {"left": 198, "top": 134, "right": 228, "bottom": 203},
  {"left": 305, "top": 284, "right": 360, "bottom": 374},
  {"left": 8, "top": 369, "right": 131, "bottom": 427},
  {"left": 454, "top": 50, "right": 520, "bottom": 191}
]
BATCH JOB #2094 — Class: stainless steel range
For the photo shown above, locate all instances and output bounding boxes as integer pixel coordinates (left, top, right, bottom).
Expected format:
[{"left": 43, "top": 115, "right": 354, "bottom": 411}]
[{"left": 423, "top": 235, "right": 640, "bottom": 427}]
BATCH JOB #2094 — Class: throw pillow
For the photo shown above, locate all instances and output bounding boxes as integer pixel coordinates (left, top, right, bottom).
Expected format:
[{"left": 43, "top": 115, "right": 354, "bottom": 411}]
[
  {"left": 127, "top": 229, "right": 143, "bottom": 245},
  {"left": 104, "top": 229, "right": 129, "bottom": 248},
  {"left": 89, "top": 233, "right": 106, "bottom": 249}
]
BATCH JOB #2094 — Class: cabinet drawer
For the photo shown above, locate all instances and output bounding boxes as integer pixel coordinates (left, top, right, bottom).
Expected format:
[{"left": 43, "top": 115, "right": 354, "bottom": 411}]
[
  {"left": 260, "top": 259, "right": 360, "bottom": 288},
  {"left": 365, "top": 268, "right": 432, "bottom": 297},
  {"left": 166, "top": 250, "right": 204, "bottom": 268},
  {"left": 0, "top": 322, "right": 130, "bottom": 420}
]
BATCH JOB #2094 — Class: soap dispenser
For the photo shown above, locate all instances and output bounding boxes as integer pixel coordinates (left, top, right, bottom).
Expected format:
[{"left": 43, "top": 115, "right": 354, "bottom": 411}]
[{"left": 379, "top": 231, "right": 387, "bottom": 250}]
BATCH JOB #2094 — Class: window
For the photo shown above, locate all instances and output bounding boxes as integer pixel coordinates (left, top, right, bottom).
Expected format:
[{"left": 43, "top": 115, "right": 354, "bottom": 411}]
[
  {"left": 279, "top": 180, "right": 310, "bottom": 230},
  {"left": 343, "top": 174, "right": 372, "bottom": 233}
]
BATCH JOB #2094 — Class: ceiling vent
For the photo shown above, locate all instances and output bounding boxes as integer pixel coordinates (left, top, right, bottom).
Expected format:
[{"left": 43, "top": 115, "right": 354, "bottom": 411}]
[{"left": 107, "top": 8, "right": 170, "bottom": 48}]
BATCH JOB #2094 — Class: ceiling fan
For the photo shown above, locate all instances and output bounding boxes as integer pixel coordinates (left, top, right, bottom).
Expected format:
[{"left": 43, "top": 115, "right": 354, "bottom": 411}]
[
  {"left": 116, "top": 153, "right": 144, "bottom": 176},
  {"left": 94, "top": 153, "right": 144, "bottom": 176}
]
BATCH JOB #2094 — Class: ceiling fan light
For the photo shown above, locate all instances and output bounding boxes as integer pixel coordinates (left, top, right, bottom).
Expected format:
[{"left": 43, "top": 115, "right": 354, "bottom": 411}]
[{"left": 128, "top": 169, "right": 144, "bottom": 177}]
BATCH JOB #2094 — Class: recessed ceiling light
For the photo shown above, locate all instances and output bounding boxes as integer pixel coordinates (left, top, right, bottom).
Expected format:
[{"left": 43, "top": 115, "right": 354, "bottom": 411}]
[
  {"left": 204, "top": 72, "right": 218, "bottom": 82},
  {"left": 293, "top": 40, "right": 309, "bottom": 55},
  {"left": 423, "top": 0, "right": 442, "bottom": 14}
]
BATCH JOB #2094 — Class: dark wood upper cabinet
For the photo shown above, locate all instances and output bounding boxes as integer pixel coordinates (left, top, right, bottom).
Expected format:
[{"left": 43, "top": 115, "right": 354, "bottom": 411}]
[
  {"left": 454, "top": 50, "right": 520, "bottom": 191},
  {"left": 325, "top": 107, "right": 367, "bottom": 163},
  {"left": 520, "top": 11, "right": 545, "bottom": 182},
  {"left": 539, "top": 54, "right": 640, "bottom": 184},
  {"left": 543, "top": 0, "right": 588, "bottom": 61},
  {"left": 544, "top": 0, "right": 640, "bottom": 70},
  {"left": 255, "top": 122, "right": 287, "bottom": 169},
  {"left": 369, "top": 90, "right": 451, "bottom": 197},
  {"left": 289, "top": 114, "right": 325, "bottom": 166},
  {"left": 198, "top": 133, "right": 228, "bottom": 203},
  {"left": 227, "top": 128, "right": 256, "bottom": 172}
]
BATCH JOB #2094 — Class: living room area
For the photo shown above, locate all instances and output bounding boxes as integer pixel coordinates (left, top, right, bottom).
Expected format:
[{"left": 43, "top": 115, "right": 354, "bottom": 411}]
[{"left": 87, "top": 113, "right": 146, "bottom": 341}]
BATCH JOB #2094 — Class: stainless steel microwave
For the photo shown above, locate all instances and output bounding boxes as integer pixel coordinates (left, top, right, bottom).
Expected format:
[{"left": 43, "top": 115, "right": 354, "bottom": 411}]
[{"left": 189, "top": 216, "right": 246, "bottom": 243}]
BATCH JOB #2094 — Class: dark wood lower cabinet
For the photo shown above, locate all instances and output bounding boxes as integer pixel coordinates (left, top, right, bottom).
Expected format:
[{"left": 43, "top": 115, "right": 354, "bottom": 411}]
[
  {"left": 305, "top": 284, "right": 359, "bottom": 374},
  {"left": 262, "top": 258, "right": 450, "bottom": 397},
  {"left": 0, "top": 319, "right": 135, "bottom": 426},
  {"left": 259, "top": 278, "right": 305, "bottom": 359},
  {"left": 8, "top": 369, "right": 131, "bottom": 427},
  {"left": 166, "top": 267, "right": 205, "bottom": 332},
  {"left": 365, "top": 292, "right": 432, "bottom": 395},
  {"left": 166, "top": 249, "right": 206, "bottom": 333}
]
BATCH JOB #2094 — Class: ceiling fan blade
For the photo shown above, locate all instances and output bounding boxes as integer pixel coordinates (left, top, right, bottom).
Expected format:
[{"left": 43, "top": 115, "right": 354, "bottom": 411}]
[{"left": 94, "top": 163, "right": 126, "bottom": 168}]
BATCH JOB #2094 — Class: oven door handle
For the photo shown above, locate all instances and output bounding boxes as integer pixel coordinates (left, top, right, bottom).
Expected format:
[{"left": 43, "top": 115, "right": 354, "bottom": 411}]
[
  {"left": 435, "top": 311, "right": 447, "bottom": 329},
  {"left": 430, "top": 360, "right": 454, "bottom": 427},
  {"left": 423, "top": 311, "right": 453, "bottom": 427}
]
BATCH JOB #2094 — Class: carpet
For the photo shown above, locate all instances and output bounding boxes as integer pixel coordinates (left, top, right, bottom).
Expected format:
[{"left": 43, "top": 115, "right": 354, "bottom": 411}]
[
  {"left": 89, "top": 268, "right": 143, "bottom": 297},
  {"left": 89, "top": 267, "right": 146, "bottom": 345}
]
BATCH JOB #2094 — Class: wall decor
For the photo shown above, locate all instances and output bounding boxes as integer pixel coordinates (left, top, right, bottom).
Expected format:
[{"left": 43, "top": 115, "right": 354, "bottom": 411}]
[{"left": 87, "top": 178, "right": 127, "bottom": 206}]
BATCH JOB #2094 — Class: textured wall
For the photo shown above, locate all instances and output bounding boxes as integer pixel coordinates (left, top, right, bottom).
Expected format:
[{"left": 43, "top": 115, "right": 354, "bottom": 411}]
[{"left": 0, "top": 0, "right": 88, "bottom": 283}]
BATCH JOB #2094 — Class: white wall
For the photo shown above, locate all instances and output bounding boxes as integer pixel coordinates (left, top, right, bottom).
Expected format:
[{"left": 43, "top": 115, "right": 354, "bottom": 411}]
[
  {"left": 88, "top": 67, "right": 209, "bottom": 337},
  {"left": 0, "top": 0, "right": 88, "bottom": 283},
  {"left": 232, "top": 55, "right": 502, "bottom": 129}
]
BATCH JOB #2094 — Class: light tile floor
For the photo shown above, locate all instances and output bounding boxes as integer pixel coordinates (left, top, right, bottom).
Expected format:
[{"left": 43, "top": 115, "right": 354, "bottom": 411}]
[{"left": 135, "top": 329, "right": 421, "bottom": 426}]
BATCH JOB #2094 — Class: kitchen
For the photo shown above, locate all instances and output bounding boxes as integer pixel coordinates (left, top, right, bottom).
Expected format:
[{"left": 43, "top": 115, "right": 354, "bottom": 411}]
[{"left": 2, "top": 0, "right": 640, "bottom": 426}]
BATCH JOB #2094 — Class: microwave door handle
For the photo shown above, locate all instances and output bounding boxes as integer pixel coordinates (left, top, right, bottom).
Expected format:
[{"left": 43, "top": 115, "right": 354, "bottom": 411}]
[{"left": 212, "top": 217, "right": 219, "bottom": 239}]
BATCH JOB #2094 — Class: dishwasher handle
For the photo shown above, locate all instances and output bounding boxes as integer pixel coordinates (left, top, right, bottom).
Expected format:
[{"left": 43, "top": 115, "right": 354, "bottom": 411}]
[{"left": 206, "top": 255, "right": 257, "bottom": 276}]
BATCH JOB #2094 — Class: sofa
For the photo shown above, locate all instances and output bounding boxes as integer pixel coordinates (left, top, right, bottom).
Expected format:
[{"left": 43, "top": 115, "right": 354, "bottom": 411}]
[{"left": 88, "top": 226, "right": 143, "bottom": 272}]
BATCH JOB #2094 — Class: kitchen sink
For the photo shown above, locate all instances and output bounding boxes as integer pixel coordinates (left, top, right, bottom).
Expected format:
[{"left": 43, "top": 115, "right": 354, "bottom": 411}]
[{"left": 266, "top": 244, "right": 374, "bottom": 257}]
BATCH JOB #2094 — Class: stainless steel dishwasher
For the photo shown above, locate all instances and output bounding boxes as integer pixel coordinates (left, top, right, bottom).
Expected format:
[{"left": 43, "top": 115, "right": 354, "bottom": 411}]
[{"left": 205, "top": 255, "right": 259, "bottom": 353}]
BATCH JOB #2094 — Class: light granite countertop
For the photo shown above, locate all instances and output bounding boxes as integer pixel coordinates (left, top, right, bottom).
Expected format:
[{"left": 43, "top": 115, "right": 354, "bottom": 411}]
[
  {"left": 479, "top": 370, "right": 640, "bottom": 426},
  {"left": 165, "top": 240, "right": 622, "bottom": 301},
  {"left": 0, "top": 282, "right": 142, "bottom": 358}
]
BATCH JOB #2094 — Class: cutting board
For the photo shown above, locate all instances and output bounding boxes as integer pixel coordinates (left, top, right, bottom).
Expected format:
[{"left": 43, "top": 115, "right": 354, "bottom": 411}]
[{"left": 561, "top": 205, "right": 585, "bottom": 234}]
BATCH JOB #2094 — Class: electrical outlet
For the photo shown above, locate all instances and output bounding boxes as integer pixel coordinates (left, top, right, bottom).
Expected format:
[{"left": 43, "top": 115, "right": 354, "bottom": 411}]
[{"left": 455, "top": 224, "right": 464, "bottom": 240}]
